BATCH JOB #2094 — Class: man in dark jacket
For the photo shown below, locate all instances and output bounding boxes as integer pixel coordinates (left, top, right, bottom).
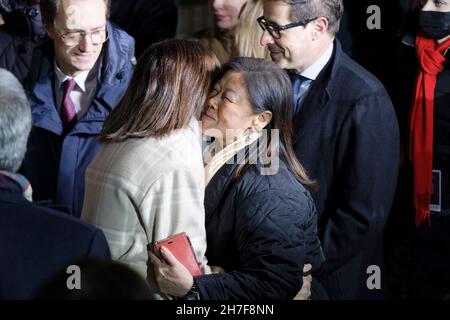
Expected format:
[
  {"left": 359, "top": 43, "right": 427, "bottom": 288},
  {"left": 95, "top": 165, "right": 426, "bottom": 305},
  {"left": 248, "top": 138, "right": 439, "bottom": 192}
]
[
  {"left": 259, "top": 0, "right": 400, "bottom": 299},
  {"left": 18, "top": 0, "right": 134, "bottom": 217},
  {"left": 0, "top": 67, "right": 110, "bottom": 300}
]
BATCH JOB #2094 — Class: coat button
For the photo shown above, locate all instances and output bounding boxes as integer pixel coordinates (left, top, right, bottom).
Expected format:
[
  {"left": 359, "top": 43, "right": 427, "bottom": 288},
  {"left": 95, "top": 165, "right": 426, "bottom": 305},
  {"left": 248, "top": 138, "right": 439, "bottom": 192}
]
[
  {"left": 27, "top": 8, "right": 39, "bottom": 18},
  {"left": 116, "top": 71, "right": 125, "bottom": 80}
]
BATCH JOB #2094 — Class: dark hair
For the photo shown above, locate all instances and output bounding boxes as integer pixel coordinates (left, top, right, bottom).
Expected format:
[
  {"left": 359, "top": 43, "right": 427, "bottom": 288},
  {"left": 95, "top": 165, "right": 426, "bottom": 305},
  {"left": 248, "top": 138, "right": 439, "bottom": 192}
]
[
  {"left": 219, "top": 57, "right": 316, "bottom": 190},
  {"left": 39, "top": 0, "right": 111, "bottom": 29},
  {"left": 100, "top": 39, "right": 220, "bottom": 143},
  {"left": 278, "top": 0, "right": 344, "bottom": 36},
  {"left": 413, "top": 0, "right": 427, "bottom": 9},
  {"left": 34, "top": 258, "right": 154, "bottom": 300}
]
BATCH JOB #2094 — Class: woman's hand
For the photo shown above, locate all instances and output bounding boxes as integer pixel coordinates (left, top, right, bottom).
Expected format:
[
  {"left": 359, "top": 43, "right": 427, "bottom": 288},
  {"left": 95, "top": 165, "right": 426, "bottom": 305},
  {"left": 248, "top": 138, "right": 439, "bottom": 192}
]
[
  {"left": 210, "top": 265, "right": 225, "bottom": 274},
  {"left": 293, "top": 264, "right": 312, "bottom": 300},
  {"left": 148, "top": 246, "right": 194, "bottom": 297}
]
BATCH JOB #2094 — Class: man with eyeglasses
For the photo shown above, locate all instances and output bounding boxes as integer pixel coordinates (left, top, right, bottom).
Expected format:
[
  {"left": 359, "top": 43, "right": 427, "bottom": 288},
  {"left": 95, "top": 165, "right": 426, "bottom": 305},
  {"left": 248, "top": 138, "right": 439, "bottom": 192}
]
[
  {"left": 259, "top": 0, "right": 400, "bottom": 300},
  {"left": 19, "top": 0, "right": 134, "bottom": 218}
]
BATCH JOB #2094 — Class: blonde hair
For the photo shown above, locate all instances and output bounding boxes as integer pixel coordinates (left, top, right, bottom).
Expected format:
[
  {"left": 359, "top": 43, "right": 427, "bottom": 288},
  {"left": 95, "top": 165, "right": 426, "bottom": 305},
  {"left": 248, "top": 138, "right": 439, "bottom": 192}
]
[{"left": 234, "top": 0, "right": 270, "bottom": 59}]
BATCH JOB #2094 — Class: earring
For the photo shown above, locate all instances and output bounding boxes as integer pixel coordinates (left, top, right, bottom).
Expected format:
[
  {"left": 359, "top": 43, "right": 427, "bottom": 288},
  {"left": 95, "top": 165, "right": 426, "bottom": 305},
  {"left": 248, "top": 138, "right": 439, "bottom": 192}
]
[{"left": 245, "top": 126, "right": 260, "bottom": 142}]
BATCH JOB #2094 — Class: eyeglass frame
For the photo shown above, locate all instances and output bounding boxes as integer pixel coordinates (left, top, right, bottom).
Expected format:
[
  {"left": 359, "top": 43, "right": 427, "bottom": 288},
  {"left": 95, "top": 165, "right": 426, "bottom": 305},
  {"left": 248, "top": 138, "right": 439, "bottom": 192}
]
[
  {"left": 257, "top": 16, "right": 319, "bottom": 39},
  {"left": 54, "top": 25, "right": 108, "bottom": 46}
]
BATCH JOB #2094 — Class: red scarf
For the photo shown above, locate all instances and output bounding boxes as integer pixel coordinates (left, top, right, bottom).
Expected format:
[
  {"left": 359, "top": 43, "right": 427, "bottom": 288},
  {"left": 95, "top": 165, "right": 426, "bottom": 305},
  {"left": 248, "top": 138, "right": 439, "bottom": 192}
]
[{"left": 410, "top": 35, "right": 450, "bottom": 227}]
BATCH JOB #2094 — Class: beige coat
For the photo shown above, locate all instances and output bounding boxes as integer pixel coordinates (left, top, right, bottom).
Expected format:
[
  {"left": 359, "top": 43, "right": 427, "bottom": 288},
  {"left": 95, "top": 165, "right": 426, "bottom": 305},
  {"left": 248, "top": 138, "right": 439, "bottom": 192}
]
[{"left": 81, "top": 119, "right": 209, "bottom": 299}]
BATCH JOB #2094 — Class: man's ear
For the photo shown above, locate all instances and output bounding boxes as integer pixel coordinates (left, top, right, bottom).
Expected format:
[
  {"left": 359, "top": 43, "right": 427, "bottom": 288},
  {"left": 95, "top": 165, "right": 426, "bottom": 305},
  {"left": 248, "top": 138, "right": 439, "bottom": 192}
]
[{"left": 313, "top": 17, "right": 329, "bottom": 36}]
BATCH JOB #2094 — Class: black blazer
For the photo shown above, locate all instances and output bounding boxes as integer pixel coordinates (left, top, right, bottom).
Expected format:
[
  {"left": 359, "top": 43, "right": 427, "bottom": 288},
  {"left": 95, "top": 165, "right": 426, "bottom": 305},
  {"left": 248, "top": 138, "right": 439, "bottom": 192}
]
[
  {"left": 0, "top": 190, "right": 110, "bottom": 299},
  {"left": 294, "top": 40, "right": 400, "bottom": 299}
]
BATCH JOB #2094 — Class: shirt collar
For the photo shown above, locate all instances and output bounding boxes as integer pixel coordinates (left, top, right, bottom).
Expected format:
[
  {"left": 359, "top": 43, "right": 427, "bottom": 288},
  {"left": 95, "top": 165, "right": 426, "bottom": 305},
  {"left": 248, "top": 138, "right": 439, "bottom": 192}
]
[
  {"left": 54, "top": 61, "right": 90, "bottom": 92},
  {"left": 301, "top": 42, "right": 334, "bottom": 80}
]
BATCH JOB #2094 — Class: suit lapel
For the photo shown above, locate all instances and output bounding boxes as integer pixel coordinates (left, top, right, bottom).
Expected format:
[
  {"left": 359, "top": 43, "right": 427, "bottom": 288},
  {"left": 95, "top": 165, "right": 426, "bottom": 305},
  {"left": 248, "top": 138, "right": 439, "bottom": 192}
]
[
  {"left": 292, "top": 42, "right": 339, "bottom": 145},
  {"left": 292, "top": 81, "right": 330, "bottom": 145}
]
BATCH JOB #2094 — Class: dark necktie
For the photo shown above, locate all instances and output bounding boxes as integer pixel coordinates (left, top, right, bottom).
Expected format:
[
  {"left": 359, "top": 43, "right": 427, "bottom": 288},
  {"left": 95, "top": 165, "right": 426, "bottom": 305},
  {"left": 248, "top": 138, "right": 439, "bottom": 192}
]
[
  {"left": 60, "top": 78, "right": 77, "bottom": 133},
  {"left": 292, "top": 75, "right": 312, "bottom": 116}
]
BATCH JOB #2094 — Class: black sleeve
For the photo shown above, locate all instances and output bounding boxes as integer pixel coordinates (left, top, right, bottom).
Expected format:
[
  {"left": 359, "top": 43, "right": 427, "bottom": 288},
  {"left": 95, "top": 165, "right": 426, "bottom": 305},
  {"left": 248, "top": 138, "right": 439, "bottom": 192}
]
[{"left": 317, "top": 92, "right": 400, "bottom": 277}]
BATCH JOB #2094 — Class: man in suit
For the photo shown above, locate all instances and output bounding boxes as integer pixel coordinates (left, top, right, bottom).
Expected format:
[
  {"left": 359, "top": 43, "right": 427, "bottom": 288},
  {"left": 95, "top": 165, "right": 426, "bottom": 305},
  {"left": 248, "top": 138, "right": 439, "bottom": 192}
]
[
  {"left": 19, "top": 0, "right": 134, "bottom": 217},
  {"left": 0, "top": 68, "right": 110, "bottom": 300},
  {"left": 259, "top": 0, "right": 400, "bottom": 299}
]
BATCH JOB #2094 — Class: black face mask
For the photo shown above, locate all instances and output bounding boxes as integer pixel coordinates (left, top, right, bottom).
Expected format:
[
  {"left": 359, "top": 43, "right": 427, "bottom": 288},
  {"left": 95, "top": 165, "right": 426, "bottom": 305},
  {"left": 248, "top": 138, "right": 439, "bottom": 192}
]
[{"left": 419, "top": 11, "right": 450, "bottom": 40}]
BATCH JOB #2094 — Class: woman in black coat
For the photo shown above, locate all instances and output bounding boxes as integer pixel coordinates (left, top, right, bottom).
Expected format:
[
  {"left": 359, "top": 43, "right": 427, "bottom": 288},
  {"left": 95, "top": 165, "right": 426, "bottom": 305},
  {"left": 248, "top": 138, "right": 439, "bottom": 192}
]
[{"left": 150, "top": 57, "right": 325, "bottom": 300}]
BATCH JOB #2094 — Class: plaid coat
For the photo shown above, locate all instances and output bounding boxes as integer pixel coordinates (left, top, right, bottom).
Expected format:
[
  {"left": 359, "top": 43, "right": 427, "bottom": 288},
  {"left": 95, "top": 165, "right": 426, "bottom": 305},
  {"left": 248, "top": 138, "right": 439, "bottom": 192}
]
[{"left": 81, "top": 119, "right": 209, "bottom": 299}]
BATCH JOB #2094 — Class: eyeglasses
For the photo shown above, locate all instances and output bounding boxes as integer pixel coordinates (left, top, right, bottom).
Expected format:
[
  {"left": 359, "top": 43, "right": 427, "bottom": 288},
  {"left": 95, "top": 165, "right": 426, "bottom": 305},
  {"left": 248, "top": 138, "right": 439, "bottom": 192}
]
[
  {"left": 55, "top": 26, "right": 108, "bottom": 46},
  {"left": 257, "top": 16, "right": 318, "bottom": 39}
]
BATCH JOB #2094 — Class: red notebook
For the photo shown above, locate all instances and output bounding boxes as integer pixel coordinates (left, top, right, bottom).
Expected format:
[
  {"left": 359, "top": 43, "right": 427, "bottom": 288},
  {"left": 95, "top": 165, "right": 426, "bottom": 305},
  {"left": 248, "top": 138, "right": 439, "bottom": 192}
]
[{"left": 153, "top": 232, "right": 203, "bottom": 277}]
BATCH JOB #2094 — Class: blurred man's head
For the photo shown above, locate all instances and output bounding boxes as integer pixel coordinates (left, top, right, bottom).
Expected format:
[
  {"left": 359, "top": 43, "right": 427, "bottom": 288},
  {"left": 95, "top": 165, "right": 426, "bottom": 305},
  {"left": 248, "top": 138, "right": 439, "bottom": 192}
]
[
  {"left": 259, "top": 0, "right": 343, "bottom": 72},
  {"left": 0, "top": 68, "right": 32, "bottom": 172},
  {"left": 40, "top": 0, "right": 110, "bottom": 76},
  {"left": 35, "top": 258, "right": 154, "bottom": 300}
]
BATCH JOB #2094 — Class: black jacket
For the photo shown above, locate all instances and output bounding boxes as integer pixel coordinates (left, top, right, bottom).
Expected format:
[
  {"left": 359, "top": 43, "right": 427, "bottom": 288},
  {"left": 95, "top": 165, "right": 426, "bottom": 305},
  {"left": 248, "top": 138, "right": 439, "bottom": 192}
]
[
  {"left": 293, "top": 40, "right": 400, "bottom": 299},
  {"left": 0, "top": 189, "right": 110, "bottom": 299},
  {"left": 195, "top": 146, "right": 324, "bottom": 300}
]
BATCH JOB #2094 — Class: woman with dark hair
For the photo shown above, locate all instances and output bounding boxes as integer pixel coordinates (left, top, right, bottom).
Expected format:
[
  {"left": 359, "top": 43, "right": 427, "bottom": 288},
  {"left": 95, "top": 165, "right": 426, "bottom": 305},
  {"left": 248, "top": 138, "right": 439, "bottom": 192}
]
[
  {"left": 150, "top": 57, "right": 325, "bottom": 300},
  {"left": 81, "top": 39, "right": 220, "bottom": 299}
]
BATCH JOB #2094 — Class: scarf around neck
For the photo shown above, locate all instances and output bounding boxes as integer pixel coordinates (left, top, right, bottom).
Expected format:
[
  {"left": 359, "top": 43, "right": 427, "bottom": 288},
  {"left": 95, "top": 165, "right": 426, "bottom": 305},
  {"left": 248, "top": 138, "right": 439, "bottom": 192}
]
[
  {"left": 410, "top": 35, "right": 450, "bottom": 227},
  {"left": 203, "top": 131, "right": 262, "bottom": 187},
  {"left": 0, "top": 170, "right": 33, "bottom": 201}
]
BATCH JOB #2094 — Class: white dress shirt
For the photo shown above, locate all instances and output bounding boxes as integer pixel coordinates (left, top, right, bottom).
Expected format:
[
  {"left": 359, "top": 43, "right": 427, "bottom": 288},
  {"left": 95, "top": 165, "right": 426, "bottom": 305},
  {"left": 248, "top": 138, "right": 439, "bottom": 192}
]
[
  {"left": 291, "top": 43, "right": 334, "bottom": 114},
  {"left": 54, "top": 62, "right": 98, "bottom": 120},
  {"left": 301, "top": 42, "right": 334, "bottom": 81}
]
